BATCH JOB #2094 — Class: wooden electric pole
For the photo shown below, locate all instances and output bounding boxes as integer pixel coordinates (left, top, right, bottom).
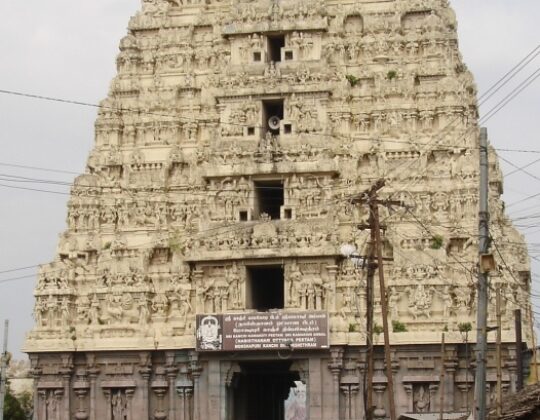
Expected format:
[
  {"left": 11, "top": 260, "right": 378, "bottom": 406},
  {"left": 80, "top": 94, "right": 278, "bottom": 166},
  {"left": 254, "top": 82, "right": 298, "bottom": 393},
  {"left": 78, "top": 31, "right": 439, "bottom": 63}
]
[
  {"left": 365, "top": 225, "right": 375, "bottom": 420},
  {"left": 528, "top": 306, "right": 538, "bottom": 383},
  {"left": 515, "top": 309, "right": 524, "bottom": 391},
  {"left": 371, "top": 197, "right": 397, "bottom": 420},
  {"left": 496, "top": 287, "right": 502, "bottom": 418},
  {"left": 351, "top": 179, "right": 403, "bottom": 420},
  {"left": 475, "top": 128, "right": 492, "bottom": 420},
  {"left": 351, "top": 179, "right": 399, "bottom": 420},
  {"left": 0, "top": 320, "right": 9, "bottom": 420}
]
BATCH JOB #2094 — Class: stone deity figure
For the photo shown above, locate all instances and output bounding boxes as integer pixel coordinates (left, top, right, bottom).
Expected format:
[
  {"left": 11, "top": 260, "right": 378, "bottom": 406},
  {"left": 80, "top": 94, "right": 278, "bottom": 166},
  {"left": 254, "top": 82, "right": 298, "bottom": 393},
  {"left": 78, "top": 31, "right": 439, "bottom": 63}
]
[
  {"left": 388, "top": 287, "right": 400, "bottom": 319},
  {"left": 34, "top": 299, "right": 46, "bottom": 327},
  {"left": 89, "top": 295, "right": 101, "bottom": 325},
  {"left": 111, "top": 391, "right": 127, "bottom": 420},
  {"left": 46, "top": 295, "right": 57, "bottom": 328},
  {"left": 414, "top": 385, "right": 430, "bottom": 413},
  {"left": 60, "top": 297, "right": 71, "bottom": 328},
  {"left": 138, "top": 299, "right": 150, "bottom": 325},
  {"left": 288, "top": 262, "right": 302, "bottom": 307},
  {"left": 226, "top": 263, "right": 242, "bottom": 309}
]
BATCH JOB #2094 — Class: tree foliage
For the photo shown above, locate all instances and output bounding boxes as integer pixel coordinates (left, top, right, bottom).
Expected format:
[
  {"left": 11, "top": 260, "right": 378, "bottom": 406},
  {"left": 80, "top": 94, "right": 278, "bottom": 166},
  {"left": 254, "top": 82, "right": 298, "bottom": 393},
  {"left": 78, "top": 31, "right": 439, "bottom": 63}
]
[{"left": 3, "top": 388, "right": 27, "bottom": 420}]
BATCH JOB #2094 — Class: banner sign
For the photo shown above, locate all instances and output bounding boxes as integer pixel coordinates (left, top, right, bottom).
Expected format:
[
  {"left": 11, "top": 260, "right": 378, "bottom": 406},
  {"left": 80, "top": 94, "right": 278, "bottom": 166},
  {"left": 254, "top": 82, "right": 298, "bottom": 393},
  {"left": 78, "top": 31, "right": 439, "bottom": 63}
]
[{"left": 196, "top": 311, "right": 329, "bottom": 352}]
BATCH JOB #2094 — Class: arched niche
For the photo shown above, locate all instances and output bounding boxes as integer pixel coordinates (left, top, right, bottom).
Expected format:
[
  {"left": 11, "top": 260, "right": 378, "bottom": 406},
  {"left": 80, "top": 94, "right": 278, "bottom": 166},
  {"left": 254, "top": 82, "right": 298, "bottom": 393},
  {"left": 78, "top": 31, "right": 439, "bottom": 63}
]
[
  {"left": 401, "top": 10, "right": 431, "bottom": 31},
  {"left": 343, "top": 14, "right": 363, "bottom": 34}
]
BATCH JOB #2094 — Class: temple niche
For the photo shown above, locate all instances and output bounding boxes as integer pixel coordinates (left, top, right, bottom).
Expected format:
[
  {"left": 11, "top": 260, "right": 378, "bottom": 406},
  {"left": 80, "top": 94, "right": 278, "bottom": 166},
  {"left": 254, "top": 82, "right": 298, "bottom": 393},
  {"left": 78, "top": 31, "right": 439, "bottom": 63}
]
[{"left": 25, "top": 0, "right": 531, "bottom": 419}]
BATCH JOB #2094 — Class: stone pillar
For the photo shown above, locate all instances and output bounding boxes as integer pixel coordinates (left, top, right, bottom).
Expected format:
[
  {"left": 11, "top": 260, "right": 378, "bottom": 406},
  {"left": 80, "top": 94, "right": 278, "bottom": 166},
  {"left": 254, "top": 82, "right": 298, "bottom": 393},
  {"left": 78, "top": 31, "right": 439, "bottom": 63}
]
[
  {"left": 429, "top": 384, "right": 438, "bottom": 412},
  {"left": 208, "top": 360, "right": 221, "bottom": 420},
  {"left": 140, "top": 370, "right": 151, "bottom": 419},
  {"left": 327, "top": 347, "right": 343, "bottom": 420},
  {"left": 103, "top": 389, "right": 112, "bottom": 420},
  {"left": 139, "top": 352, "right": 152, "bottom": 419},
  {"left": 308, "top": 357, "right": 323, "bottom": 420},
  {"left": 167, "top": 367, "right": 179, "bottom": 420},
  {"left": 445, "top": 355, "right": 458, "bottom": 411},
  {"left": 88, "top": 368, "right": 99, "bottom": 420},
  {"left": 30, "top": 358, "right": 42, "bottom": 420},
  {"left": 74, "top": 388, "right": 89, "bottom": 420},
  {"left": 373, "top": 383, "right": 387, "bottom": 418},
  {"left": 506, "top": 349, "right": 518, "bottom": 393},
  {"left": 37, "top": 390, "right": 46, "bottom": 420},
  {"left": 190, "top": 352, "right": 203, "bottom": 420},
  {"left": 403, "top": 384, "right": 413, "bottom": 412},
  {"left": 58, "top": 353, "right": 73, "bottom": 420},
  {"left": 126, "top": 388, "right": 135, "bottom": 420}
]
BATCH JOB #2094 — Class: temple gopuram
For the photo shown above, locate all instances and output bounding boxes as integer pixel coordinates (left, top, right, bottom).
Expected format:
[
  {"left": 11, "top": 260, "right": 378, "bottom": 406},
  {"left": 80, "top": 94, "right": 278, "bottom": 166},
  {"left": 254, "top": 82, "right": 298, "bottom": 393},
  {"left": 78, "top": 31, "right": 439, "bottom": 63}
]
[{"left": 25, "top": 0, "right": 532, "bottom": 419}]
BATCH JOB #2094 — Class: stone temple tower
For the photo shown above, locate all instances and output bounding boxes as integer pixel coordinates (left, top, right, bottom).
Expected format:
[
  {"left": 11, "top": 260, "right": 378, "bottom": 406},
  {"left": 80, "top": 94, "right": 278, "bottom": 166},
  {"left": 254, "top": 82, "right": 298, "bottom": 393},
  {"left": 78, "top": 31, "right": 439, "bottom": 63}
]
[{"left": 25, "top": 0, "right": 532, "bottom": 419}]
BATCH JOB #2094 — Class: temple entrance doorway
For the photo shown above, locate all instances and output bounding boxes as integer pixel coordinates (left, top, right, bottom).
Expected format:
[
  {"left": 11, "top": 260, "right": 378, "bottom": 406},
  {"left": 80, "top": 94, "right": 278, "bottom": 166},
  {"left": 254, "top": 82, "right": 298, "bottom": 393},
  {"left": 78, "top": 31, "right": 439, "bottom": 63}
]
[{"left": 232, "top": 361, "right": 305, "bottom": 420}]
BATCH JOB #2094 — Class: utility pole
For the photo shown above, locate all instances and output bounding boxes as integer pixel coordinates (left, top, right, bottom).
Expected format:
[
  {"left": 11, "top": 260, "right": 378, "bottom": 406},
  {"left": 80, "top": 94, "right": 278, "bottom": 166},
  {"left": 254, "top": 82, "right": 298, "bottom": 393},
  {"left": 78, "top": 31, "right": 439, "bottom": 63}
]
[
  {"left": 0, "top": 320, "right": 9, "bottom": 420},
  {"left": 496, "top": 287, "right": 502, "bottom": 418},
  {"left": 528, "top": 305, "right": 538, "bottom": 383},
  {"left": 365, "top": 224, "right": 375, "bottom": 420},
  {"left": 351, "top": 179, "right": 398, "bottom": 420},
  {"left": 515, "top": 309, "right": 524, "bottom": 391},
  {"left": 371, "top": 195, "right": 397, "bottom": 420},
  {"left": 474, "top": 128, "right": 491, "bottom": 420}
]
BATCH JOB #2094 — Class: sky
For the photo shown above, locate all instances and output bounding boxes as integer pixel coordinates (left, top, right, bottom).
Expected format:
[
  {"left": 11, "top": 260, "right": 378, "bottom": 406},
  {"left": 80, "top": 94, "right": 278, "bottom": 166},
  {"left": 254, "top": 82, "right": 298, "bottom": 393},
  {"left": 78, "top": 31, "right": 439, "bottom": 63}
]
[{"left": 0, "top": 0, "right": 539, "bottom": 357}]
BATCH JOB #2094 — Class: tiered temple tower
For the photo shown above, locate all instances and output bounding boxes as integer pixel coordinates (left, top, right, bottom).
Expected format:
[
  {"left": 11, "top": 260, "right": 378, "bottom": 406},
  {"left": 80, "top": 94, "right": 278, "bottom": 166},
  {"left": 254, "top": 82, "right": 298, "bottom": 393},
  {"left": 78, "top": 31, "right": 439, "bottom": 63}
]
[{"left": 25, "top": 0, "right": 532, "bottom": 419}]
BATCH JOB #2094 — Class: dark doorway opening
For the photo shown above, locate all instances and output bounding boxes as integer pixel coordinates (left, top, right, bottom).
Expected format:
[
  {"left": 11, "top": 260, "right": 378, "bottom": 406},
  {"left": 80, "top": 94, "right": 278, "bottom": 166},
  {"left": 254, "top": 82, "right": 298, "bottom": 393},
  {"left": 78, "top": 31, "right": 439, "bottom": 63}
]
[
  {"left": 254, "top": 180, "right": 284, "bottom": 220},
  {"left": 267, "top": 34, "right": 285, "bottom": 62},
  {"left": 234, "top": 361, "right": 300, "bottom": 420},
  {"left": 263, "top": 99, "right": 284, "bottom": 136},
  {"left": 246, "top": 266, "right": 284, "bottom": 310}
]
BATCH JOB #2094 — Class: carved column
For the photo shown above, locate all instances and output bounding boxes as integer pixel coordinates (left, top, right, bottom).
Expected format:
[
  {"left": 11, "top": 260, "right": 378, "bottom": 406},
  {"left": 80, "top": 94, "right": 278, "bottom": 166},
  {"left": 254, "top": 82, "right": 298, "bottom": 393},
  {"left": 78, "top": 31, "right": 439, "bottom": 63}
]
[
  {"left": 308, "top": 357, "right": 323, "bottom": 420},
  {"left": 373, "top": 383, "right": 387, "bottom": 418},
  {"left": 208, "top": 359, "right": 221, "bottom": 420},
  {"left": 176, "top": 372, "right": 194, "bottom": 420},
  {"left": 340, "top": 384, "right": 360, "bottom": 420},
  {"left": 74, "top": 388, "right": 89, "bottom": 420},
  {"left": 103, "top": 389, "right": 112, "bottom": 420},
  {"left": 88, "top": 367, "right": 100, "bottom": 420},
  {"left": 61, "top": 372, "right": 72, "bottom": 420},
  {"left": 190, "top": 352, "right": 203, "bottom": 420},
  {"left": 29, "top": 356, "right": 41, "bottom": 420},
  {"left": 328, "top": 347, "right": 343, "bottom": 420},
  {"left": 37, "top": 390, "right": 46, "bottom": 420},
  {"left": 403, "top": 384, "right": 413, "bottom": 412},
  {"left": 506, "top": 350, "right": 517, "bottom": 394},
  {"left": 126, "top": 389, "right": 135, "bottom": 420},
  {"left": 429, "top": 384, "right": 438, "bottom": 411},
  {"left": 444, "top": 355, "right": 458, "bottom": 410},
  {"left": 167, "top": 366, "right": 179, "bottom": 420},
  {"left": 139, "top": 352, "right": 152, "bottom": 419},
  {"left": 73, "top": 371, "right": 90, "bottom": 420}
]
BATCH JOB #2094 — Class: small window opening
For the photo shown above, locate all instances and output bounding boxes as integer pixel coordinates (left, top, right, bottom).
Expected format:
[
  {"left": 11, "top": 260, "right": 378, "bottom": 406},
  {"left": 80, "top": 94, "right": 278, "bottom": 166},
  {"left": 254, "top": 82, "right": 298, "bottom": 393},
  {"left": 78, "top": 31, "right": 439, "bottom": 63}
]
[
  {"left": 253, "top": 51, "right": 262, "bottom": 62},
  {"left": 267, "top": 34, "right": 285, "bottom": 62},
  {"left": 284, "top": 208, "right": 292, "bottom": 219},
  {"left": 284, "top": 50, "right": 294, "bottom": 61},
  {"left": 283, "top": 123, "right": 292, "bottom": 134},
  {"left": 247, "top": 127, "right": 255, "bottom": 136},
  {"left": 263, "top": 99, "right": 284, "bottom": 136},
  {"left": 239, "top": 210, "right": 248, "bottom": 221},
  {"left": 255, "top": 180, "right": 284, "bottom": 220},
  {"left": 246, "top": 266, "right": 284, "bottom": 310}
]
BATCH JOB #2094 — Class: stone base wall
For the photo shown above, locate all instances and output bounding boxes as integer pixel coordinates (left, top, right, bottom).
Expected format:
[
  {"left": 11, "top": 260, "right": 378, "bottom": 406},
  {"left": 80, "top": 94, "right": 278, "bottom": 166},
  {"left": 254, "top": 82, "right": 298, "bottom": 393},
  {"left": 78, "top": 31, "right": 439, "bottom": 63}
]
[{"left": 28, "top": 343, "right": 523, "bottom": 420}]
